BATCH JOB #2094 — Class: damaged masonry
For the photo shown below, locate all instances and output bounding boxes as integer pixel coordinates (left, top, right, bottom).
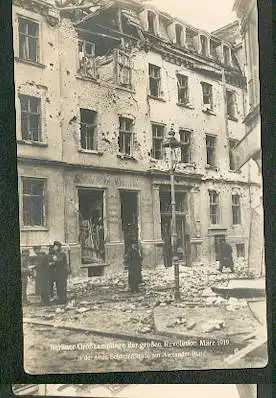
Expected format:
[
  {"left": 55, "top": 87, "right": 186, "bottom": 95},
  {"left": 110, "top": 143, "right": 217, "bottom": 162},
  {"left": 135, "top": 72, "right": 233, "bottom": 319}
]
[{"left": 15, "top": 0, "right": 266, "bottom": 372}]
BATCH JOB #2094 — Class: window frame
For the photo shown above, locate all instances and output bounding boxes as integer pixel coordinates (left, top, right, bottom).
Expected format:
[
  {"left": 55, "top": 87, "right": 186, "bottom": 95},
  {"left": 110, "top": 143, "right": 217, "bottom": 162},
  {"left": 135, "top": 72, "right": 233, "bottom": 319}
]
[
  {"left": 118, "top": 116, "right": 134, "bottom": 156},
  {"left": 19, "top": 94, "right": 42, "bottom": 142},
  {"left": 200, "top": 34, "right": 209, "bottom": 57},
  {"left": 226, "top": 89, "right": 237, "bottom": 119},
  {"left": 209, "top": 190, "right": 220, "bottom": 225},
  {"left": 18, "top": 16, "right": 40, "bottom": 63},
  {"left": 80, "top": 108, "right": 97, "bottom": 151},
  {"left": 179, "top": 129, "right": 191, "bottom": 163},
  {"left": 232, "top": 193, "right": 241, "bottom": 225},
  {"left": 147, "top": 11, "right": 156, "bottom": 35},
  {"left": 149, "top": 64, "right": 161, "bottom": 98},
  {"left": 236, "top": 243, "right": 245, "bottom": 258},
  {"left": 78, "top": 39, "right": 96, "bottom": 79},
  {"left": 21, "top": 177, "right": 46, "bottom": 228},
  {"left": 229, "top": 138, "right": 238, "bottom": 170},
  {"left": 176, "top": 74, "right": 189, "bottom": 105},
  {"left": 115, "top": 49, "right": 132, "bottom": 88},
  {"left": 175, "top": 23, "right": 184, "bottom": 46},
  {"left": 201, "top": 82, "right": 213, "bottom": 109},
  {"left": 206, "top": 134, "right": 216, "bottom": 167},
  {"left": 223, "top": 45, "right": 232, "bottom": 66},
  {"left": 151, "top": 122, "right": 165, "bottom": 160}
]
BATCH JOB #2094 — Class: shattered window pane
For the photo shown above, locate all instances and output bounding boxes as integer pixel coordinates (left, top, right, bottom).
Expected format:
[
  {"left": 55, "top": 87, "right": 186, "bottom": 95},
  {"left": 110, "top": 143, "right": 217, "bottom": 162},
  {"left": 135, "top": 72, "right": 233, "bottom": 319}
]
[
  {"left": 80, "top": 108, "right": 97, "bottom": 150},
  {"left": 20, "top": 95, "right": 41, "bottom": 141},
  {"left": 117, "top": 50, "right": 131, "bottom": 87},
  {"left": 78, "top": 40, "right": 96, "bottom": 78},
  {"left": 232, "top": 194, "right": 241, "bottom": 224},
  {"left": 152, "top": 123, "right": 164, "bottom": 159},
  {"left": 22, "top": 178, "right": 45, "bottom": 226},
  {"left": 149, "top": 64, "right": 161, "bottom": 97},
  {"left": 179, "top": 130, "right": 191, "bottom": 163},
  {"left": 201, "top": 82, "right": 213, "bottom": 108},
  {"left": 18, "top": 17, "right": 39, "bottom": 62},
  {"left": 206, "top": 135, "right": 216, "bottom": 166},
  {"left": 177, "top": 74, "right": 189, "bottom": 104},
  {"left": 209, "top": 190, "right": 219, "bottom": 224},
  {"left": 119, "top": 117, "right": 133, "bottom": 155}
]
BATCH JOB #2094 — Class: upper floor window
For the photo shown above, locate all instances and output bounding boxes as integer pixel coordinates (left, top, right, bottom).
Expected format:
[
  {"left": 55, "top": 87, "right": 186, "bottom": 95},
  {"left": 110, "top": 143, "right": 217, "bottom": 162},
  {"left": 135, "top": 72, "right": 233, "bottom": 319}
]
[
  {"left": 232, "top": 194, "right": 241, "bottom": 225},
  {"left": 80, "top": 108, "right": 97, "bottom": 151},
  {"left": 119, "top": 117, "right": 133, "bottom": 156},
  {"left": 147, "top": 11, "right": 156, "bottom": 35},
  {"left": 201, "top": 82, "right": 213, "bottom": 110},
  {"left": 177, "top": 74, "right": 189, "bottom": 105},
  {"left": 151, "top": 123, "right": 164, "bottom": 159},
  {"left": 206, "top": 135, "right": 216, "bottom": 167},
  {"left": 179, "top": 130, "right": 191, "bottom": 163},
  {"left": 175, "top": 24, "right": 184, "bottom": 46},
  {"left": 19, "top": 17, "right": 39, "bottom": 63},
  {"left": 78, "top": 39, "right": 96, "bottom": 79},
  {"left": 209, "top": 190, "right": 220, "bottom": 224},
  {"left": 229, "top": 139, "right": 238, "bottom": 171},
  {"left": 20, "top": 95, "right": 41, "bottom": 142},
  {"left": 200, "top": 35, "right": 208, "bottom": 57},
  {"left": 22, "top": 177, "right": 45, "bottom": 227},
  {"left": 226, "top": 90, "right": 237, "bottom": 119},
  {"left": 149, "top": 64, "right": 161, "bottom": 98},
  {"left": 223, "top": 45, "right": 231, "bottom": 66},
  {"left": 116, "top": 50, "right": 132, "bottom": 88}
]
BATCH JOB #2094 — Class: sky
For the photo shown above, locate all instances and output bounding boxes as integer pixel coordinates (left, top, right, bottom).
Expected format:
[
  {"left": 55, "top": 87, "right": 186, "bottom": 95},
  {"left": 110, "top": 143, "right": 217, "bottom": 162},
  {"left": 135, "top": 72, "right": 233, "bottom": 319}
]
[{"left": 150, "top": 0, "right": 236, "bottom": 32}]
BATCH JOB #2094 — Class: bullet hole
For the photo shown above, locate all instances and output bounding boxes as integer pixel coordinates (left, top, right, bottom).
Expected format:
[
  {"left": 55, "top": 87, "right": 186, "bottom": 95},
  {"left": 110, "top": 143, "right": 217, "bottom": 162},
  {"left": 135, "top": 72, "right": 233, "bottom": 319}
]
[
  {"left": 69, "top": 116, "right": 77, "bottom": 124},
  {"left": 49, "top": 115, "right": 53, "bottom": 119},
  {"left": 48, "top": 42, "right": 54, "bottom": 47},
  {"left": 46, "top": 97, "right": 50, "bottom": 103},
  {"left": 58, "top": 111, "right": 61, "bottom": 116},
  {"left": 50, "top": 63, "right": 54, "bottom": 67},
  {"left": 67, "top": 70, "right": 70, "bottom": 75}
]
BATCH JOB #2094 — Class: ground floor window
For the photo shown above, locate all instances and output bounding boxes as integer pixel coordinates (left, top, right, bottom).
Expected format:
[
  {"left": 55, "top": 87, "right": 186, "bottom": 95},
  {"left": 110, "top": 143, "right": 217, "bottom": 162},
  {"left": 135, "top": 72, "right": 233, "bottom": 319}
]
[
  {"left": 236, "top": 243, "right": 245, "bottom": 257},
  {"left": 22, "top": 177, "right": 45, "bottom": 226}
]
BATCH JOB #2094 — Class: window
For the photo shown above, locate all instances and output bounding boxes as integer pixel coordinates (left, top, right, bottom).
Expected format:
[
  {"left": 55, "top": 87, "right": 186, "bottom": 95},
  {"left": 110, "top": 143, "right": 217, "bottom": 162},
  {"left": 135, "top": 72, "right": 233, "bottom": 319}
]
[
  {"left": 236, "top": 243, "right": 245, "bottom": 257},
  {"left": 201, "top": 82, "right": 213, "bottom": 109},
  {"left": 206, "top": 135, "right": 216, "bottom": 167},
  {"left": 209, "top": 191, "right": 219, "bottom": 224},
  {"left": 116, "top": 50, "right": 131, "bottom": 87},
  {"left": 147, "top": 11, "right": 156, "bottom": 34},
  {"left": 177, "top": 74, "right": 189, "bottom": 104},
  {"left": 226, "top": 90, "right": 237, "bottom": 119},
  {"left": 149, "top": 64, "right": 161, "bottom": 97},
  {"left": 229, "top": 139, "right": 238, "bottom": 170},
  {"left": 20, "top": 95, "right": 41, "bottom": 142},
  {"left": 78, "top": 39, "right": 96, "bottom": 78},
  {"left": 152, "top": 123, "right": 164, "bottom": 159},
  {"left": 232, "top": 194, "right": 241, "bottom": 225},
  {"left": 175, "top": 24, "right": 183, "bottom": 46},
  {"left": 22, "top": 178, "right": 45, "bottom": 226},
  {"left": 200, "top": 35, "right": 208, "bottom": 57},
  {"left": 119, "top": 117, "right": 133, "bottom": 156},
  {"left": 80, "top": 108, "right": 97, "bottom": 150},
  {"left": 179, "top": 130, "right": 191, "bottom": 163},
  {"left": 19, "top": 17, "right": 39, "bottom": 62},
  {"left": 223, "top": 45, "right": 231, "bottom": 66}
]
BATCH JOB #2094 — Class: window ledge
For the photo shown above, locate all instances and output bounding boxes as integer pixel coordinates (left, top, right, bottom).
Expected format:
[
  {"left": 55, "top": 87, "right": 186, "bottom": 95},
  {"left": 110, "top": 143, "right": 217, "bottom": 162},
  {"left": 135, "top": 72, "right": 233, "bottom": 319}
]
[
  {"left": 229, "top": 169, "right": 242, "bottom": 174},
  {"left": 76, "top": 74, "right": 99, "bottom": 83},
  {"left": 148, "top": 95, "right": 166, "bottom": 102},
  {"left": 115, "top": 85, "right": 135, "bottom": 94},
  {"left": 21, "top": 226, "right": 48, "bottom": 231},
  {"left": 17, "top": 139, "right": 48, "bottom": 147},
  {"left": 78, "top": 149, "right": 103, "bottom": 156},
  {"left": 117, "top": 153, "right": 137, "bottom": 161},
  {"left": 179, "top": 162, "right": 196, "bottom": 169},
  {"left": 202, "top": 108, "right": 216, "bottom": 116},
  {"left": 206, "top": 165, "right": 218, "bottom": 171},
  {"left": 14, "top": 57, "right": 46, "bottom": 69},
  {"left": 228, "top": 115, "right": 239, "bottom": 122},
  {"left": 176, "top": 102, "right": 194, "bottom": 110},
  {"left": 150, "top": 157, "right": 160, "bottom": 163},
  {"left": 208, "top": 225, "right": 226, "bottom": 231}
]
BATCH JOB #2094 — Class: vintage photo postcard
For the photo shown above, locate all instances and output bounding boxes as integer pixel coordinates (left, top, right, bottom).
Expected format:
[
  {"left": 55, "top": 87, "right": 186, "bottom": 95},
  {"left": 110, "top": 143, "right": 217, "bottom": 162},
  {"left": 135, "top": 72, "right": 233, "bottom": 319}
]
[
  {"left": 12, "top": 385, "right": 257, "bottom": 397},
  {"left": 14, "top": 0, "right": 267, "bottom": 373}
]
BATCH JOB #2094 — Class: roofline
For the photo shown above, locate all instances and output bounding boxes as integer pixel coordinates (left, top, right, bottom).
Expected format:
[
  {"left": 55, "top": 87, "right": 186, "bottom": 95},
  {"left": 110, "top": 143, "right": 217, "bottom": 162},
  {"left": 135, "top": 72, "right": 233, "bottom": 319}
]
[{"left": 212, "top": 20, "right": 239, "bottom": 35}]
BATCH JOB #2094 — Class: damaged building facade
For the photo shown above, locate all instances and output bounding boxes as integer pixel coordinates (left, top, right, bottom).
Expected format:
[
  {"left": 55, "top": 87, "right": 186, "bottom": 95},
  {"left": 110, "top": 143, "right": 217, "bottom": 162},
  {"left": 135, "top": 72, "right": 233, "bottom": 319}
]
[{"left": 14, "top": 0, "right": 261, "bottom": 275}]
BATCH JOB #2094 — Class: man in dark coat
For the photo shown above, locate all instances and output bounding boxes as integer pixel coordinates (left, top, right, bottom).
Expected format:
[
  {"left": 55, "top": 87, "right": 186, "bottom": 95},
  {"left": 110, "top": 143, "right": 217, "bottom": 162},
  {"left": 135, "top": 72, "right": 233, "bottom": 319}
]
[
  {"left": 219, "top": 238, "right": 234, "bottom": 273},
  {"left": 21, "top": 248, "right": 30, "bottom": 304},
  {"left": 52, "top": 241, "right": 69, "bottom": 304},
  {"left": 33, "top": 245, "right": 50, "bottom": 305},
  {"left": 125, "top": 243, "right": 142, "bottom": 292}
]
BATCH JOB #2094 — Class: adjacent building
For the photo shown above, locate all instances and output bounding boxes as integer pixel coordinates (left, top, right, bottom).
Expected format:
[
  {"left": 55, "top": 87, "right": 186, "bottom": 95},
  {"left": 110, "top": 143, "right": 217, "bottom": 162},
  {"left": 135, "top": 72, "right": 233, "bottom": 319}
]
[{"left": 14, "top": 0, "right": 262, "bottom": 275}]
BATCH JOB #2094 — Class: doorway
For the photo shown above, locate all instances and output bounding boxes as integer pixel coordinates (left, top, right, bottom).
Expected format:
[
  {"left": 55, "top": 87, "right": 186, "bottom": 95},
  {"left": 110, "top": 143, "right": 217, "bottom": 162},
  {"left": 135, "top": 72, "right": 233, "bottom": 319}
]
[
  {"left": 78, "top": 189, "right": 105, "bottom": 263},
  {"left": 214, "top": 234, "right": 226, "bottom": 261},
  {"left": 120, "top": 191, "right": 139, "bottom": 258}
]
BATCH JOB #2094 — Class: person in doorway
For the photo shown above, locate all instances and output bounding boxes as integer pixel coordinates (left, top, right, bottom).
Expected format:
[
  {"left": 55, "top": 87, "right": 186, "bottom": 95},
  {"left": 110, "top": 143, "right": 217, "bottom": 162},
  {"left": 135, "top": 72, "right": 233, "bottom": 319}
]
[
  {"left": 33, "top": 245, "right": 50, "bottom": 305},
  {"left": 219, "top": 238, "right": 234, "bottom": 273},
  {"left": 21, "top": 248, "right": 30, "bottom": 305},
  {"left": 52, "top": 241, "right": 69, "bottom": 304},
  {"left": 125, "top": 243, "right": 142, "bottom": 293},
  {"left": 48, "top": 245, "right": 56, "bottom": 300}
]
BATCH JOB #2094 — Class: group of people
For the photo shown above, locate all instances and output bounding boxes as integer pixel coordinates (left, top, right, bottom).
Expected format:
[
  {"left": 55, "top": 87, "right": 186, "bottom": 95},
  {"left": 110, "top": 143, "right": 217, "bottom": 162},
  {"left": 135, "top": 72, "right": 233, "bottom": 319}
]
[{"left": 21, "top": 241, "right": 70, "bottom": 306}]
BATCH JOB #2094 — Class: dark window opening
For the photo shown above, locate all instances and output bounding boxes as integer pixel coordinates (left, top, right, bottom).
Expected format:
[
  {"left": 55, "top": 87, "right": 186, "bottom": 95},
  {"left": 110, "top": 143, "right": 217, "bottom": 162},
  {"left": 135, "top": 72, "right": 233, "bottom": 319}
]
[
  {"left": 121, "top": 191, "right": 139, "bottom": 259},
  {"left": 223, "top": 45, "right": 231, "bottom": 65},
  {"left": 80, "top": 108, "right": 97, "bottom": 150},
  {"left": 20, "top": 95, "right": 41, "bottom": 141},
  {"left": 22, "top": 178, "right": 45, "bottom": 226},
  {"left": 201, "top": 82, "right": 213, "bottom": 109},
  {"left": 147, "top": 11, "right": 156, "bottom": 34},
  {"left": 206, "top": 135, "right": 216, "bottom": 167},
  {"left": 177, "top": 74, "right": 189, "bottom": 104},
  {"left": 236, "top": 243, "right": 245, "bottom": 257},
  {"left": 214, "top": 235, "right": 225, "bottom": 260},
  {"left": 232, "top": 194, "right": 241, "bottom": 225},
  {"left": 209, "top": 191, "right": 219, "bottom": 224},
  {"left": 200, "top": 35, "right": 208, "bottom": 57},
  {"left": 116, "top": 50, "right": 131, "bottom": 87},
  {"left": 119, "top": 117, "right": 133, "bottom": 155},
  {"left": 229, "top": 139, "right": 237, "bottom": 170},
  {"left": 226, "top": 90, "right": 236, "bottom": 118},
  {"left": 175, "top": 24, "right": 183, "bottom": 46},
  {"left": 151, "top": 123, "right": 164, "bottom": 160},
  {"left": 179, "top": 130, "right": 191, "bottom": 163},
  {"left": 19, "top": 17, "right": 39, "bottom": 62},
  {"left": 78, "top": 39, "right": 96, "bottom": 78},
  {"left": 149, "top": 64, "right": 161, "bottom": 97},
  {"left": 160, "top": 190, "right": 187, "bottom": 213}
]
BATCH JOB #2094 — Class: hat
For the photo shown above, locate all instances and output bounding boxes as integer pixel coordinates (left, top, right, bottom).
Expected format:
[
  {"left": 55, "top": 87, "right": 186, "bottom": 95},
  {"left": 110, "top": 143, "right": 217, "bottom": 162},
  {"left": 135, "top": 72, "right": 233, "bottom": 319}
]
[{"left": 53, "top": 241, "right": 62, "bottom": 248}]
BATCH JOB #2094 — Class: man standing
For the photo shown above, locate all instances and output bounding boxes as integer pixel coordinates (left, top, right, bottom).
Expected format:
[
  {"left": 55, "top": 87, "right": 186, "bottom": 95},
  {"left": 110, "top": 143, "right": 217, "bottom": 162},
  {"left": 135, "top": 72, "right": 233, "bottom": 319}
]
[
  {"left": 219, "top": 238, "right": 234, "bottom": 273},
  {"left": 125, "top": 243, "right": 142, "bottom": 293},
  {"left": 52, "top": 241, "right": 69, "bottom": 304},
  {"left": 21, "top": 248, "right": 30, "bottom": 305},
  {"left": 33, "top": 245, "right": 50, "bottom": 305}
]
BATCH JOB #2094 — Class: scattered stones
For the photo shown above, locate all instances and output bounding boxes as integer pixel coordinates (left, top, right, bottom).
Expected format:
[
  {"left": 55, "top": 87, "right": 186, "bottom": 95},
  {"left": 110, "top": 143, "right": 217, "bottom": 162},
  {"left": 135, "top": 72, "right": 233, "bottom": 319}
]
[
  {"left": 186, "top": 321, "right": 196, "bottom": 330},
  {"left": 202, "top": 320, "right": 225, "bottom": 333},
  {"left": 76, "top": 307, "right": 90, "bottom": 314},
  {"left": 55, "top": 308, "right": 65, "bottom": 314}
]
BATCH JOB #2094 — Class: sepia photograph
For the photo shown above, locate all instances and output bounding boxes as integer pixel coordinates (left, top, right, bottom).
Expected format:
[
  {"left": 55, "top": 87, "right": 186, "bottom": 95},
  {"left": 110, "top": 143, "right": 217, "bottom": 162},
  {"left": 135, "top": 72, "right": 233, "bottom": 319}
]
[
  {"left": 13, "top": 0, "right": 267, "bottom": 373},
  {"left": 12, "top": 384, "right": 257, "bottom": 397}
]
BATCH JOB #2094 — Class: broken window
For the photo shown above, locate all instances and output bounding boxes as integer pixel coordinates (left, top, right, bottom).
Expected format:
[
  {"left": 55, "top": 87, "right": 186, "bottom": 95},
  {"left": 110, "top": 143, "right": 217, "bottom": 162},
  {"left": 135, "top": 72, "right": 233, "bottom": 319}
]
[
  {"left": 226, "top": 90, "right": 237, "bottom": 119},
  {"left": 116, "top": 50, "right": 131, "bottom": 88},
  {"left": 200, "top": 35, "right": 208, "bottom": 57},
  {"left": 149, "top": 64, "right": 161, "bottom": 97},
  {"left": 19, "top": 17, "right": 39, "bottom": 62},
  {"left": 78, "top": 39, "right": 96, "bottom": 79},
  {"left": 147, "top": 11, "right": 156, "bottom": 35},
  {"left": 206, "top": 135, "right": 216, "bottom": 167},
  {"left": 119, "top": 117, "right": 133, "bottom": 156},
  {"left": 229, "top": 139, "right": 238, "bottom": 170},
  {"left": 236, "top": 243, "right": 245, "bottom": 257},
  {"left": 152, "top": 123, "right": 164, "bottom": 159},
  {"left": 223, "top": 45, "right": 231, "bottom": 66},
  {"left": 209, "top": 190, "right": 219, "bottom": 224},
  {"left": 179, "top": 130, "right": 191, "bottom": 163},
  {"left": 20, "top": 95, "right": 41, "bottom": 142},
  {"left": 177, "top": 74, "right": 189, "bottom": 104},
  {"left": 232, "top": 194, "right": 241, "bottom": 225},
  {"left": 80, "top": 108, "right": 97, "bottom": 150},
  {"left": 159, "top": 190, "right": 187, "bottom": 213},
  {"left": 175, "top": 24, "right": 184, "bottom": 46},
  {"left": 22, "top": 178, "right": 45, "bottom": 226},
  {"left": 201, "top": 82, "right": 213, "bottom": 109}
]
